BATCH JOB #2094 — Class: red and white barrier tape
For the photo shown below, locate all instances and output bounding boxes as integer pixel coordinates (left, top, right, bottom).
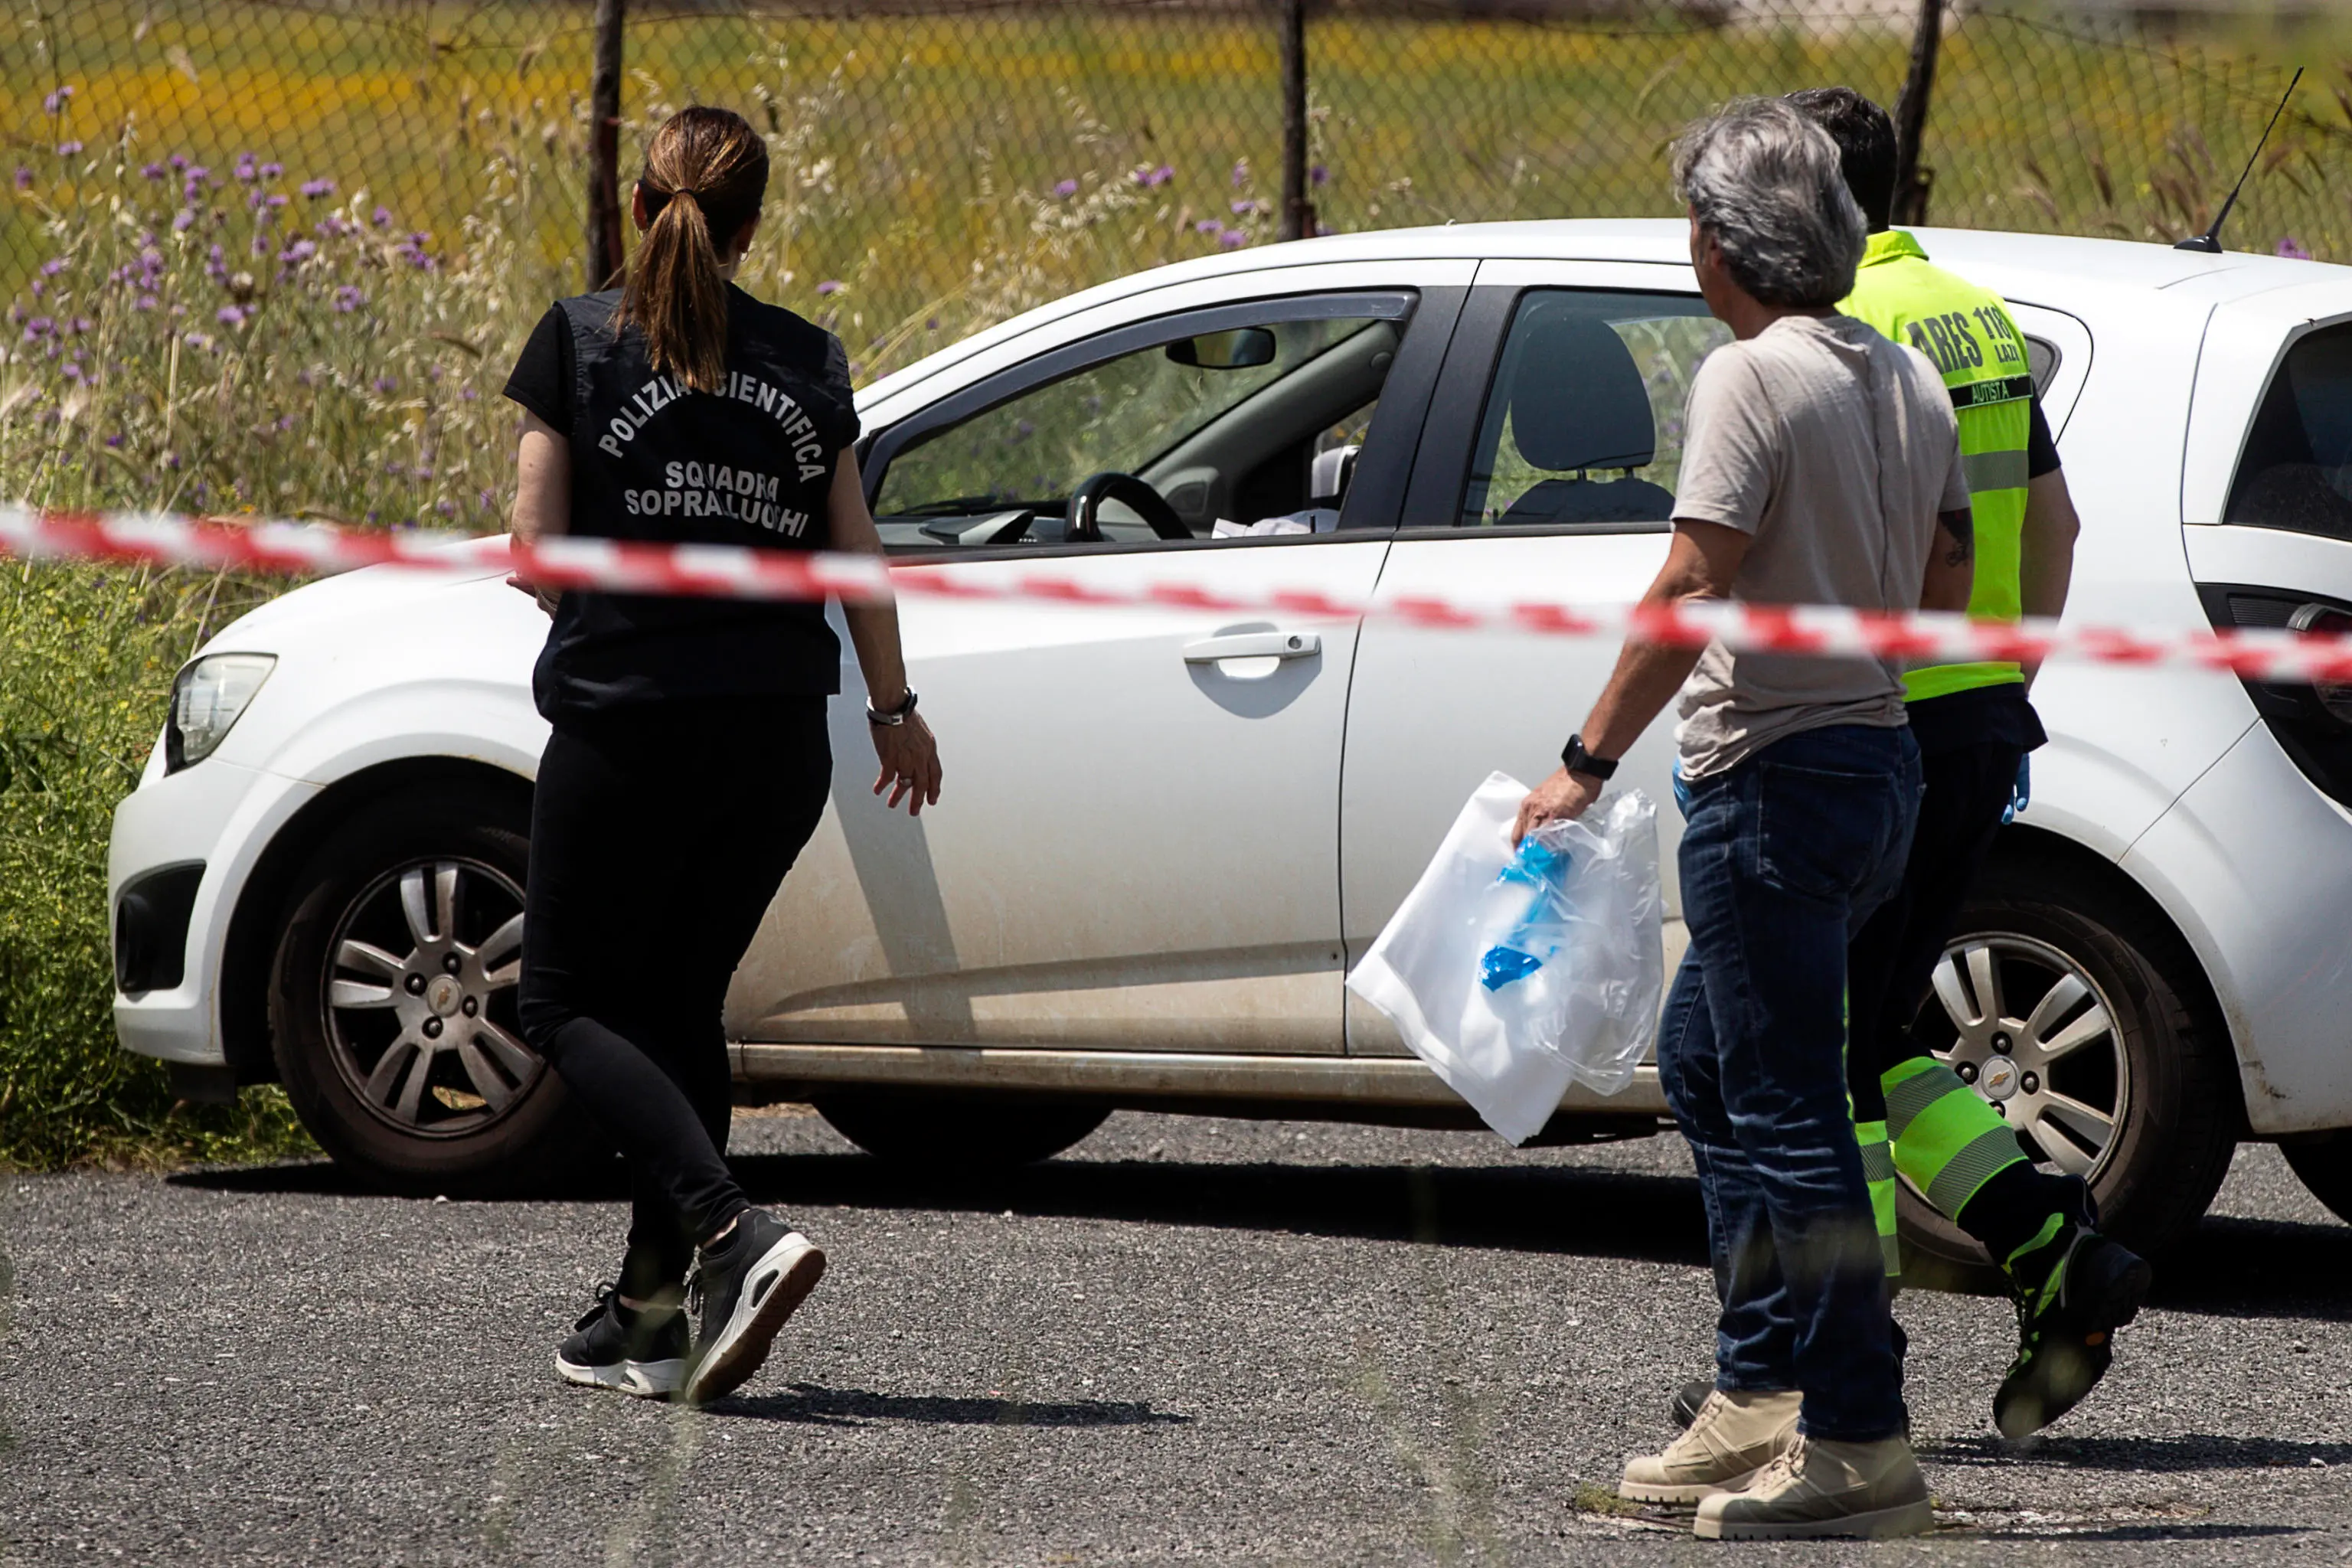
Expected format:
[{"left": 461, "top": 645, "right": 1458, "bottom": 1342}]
[{"left": 7, "top": 503, "right": 2352, "bottom": 684}]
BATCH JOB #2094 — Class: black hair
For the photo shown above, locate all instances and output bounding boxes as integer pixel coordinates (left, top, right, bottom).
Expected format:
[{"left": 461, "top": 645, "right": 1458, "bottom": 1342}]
[{"left": 1785, "top": 87, "right": 1898, "bottom": 231}]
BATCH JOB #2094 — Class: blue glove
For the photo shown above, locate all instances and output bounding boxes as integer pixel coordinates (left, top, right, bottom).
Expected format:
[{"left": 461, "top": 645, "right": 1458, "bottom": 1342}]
[{"left": 2003, "top": 755, "right": 2030, "bottom": 825}]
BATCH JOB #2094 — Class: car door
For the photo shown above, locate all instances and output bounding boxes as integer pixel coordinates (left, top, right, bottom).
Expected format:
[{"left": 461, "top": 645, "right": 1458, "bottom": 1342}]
[
  {"left": 728, "top": 263, "right": 1472, "bottom": 1055},
  {"left": 1340, "top": 260, "right": 1726, "bottom": 1057}
]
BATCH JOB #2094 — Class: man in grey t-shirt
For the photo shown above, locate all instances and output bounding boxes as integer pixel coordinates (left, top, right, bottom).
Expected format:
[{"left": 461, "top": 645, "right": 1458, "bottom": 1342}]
[{"left": 1514, "top": 99, "right": 1974, "bottom": 1540}]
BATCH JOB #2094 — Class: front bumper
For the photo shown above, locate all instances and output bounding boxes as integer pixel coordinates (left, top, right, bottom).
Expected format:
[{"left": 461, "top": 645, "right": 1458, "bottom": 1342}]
[{"left": 108, "top": 755, "right": 321, "bottom": 1066}]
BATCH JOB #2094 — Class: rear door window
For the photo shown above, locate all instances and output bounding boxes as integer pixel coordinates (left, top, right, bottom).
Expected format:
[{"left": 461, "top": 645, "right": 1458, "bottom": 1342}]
[
  {"left": 2226, "top": 322, "right": 2352, "bottom": 542},
  {"left": 1459, "top": 290, "right": 1728, "bottom": 530}
]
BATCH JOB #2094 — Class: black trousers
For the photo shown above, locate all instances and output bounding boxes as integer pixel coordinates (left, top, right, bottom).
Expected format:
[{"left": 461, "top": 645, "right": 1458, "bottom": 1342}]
[
  {"left": 1845, "top": 736, "right": 2075, "bottom": 1261},
  {"left": 518, "top": 697, "right": 832, "bottom": 1299}
]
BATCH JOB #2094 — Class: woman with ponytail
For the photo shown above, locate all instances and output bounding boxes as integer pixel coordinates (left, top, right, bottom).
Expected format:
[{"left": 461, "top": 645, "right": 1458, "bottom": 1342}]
[{"left": 500, "top": 106, "right": 941, "bottom": 1406}]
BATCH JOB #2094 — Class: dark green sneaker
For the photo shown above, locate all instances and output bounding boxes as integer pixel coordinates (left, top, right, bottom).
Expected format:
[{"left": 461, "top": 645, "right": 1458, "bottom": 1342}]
[{"left": 1993, "top": 1223, "right": 2151, "bottom": 1438}]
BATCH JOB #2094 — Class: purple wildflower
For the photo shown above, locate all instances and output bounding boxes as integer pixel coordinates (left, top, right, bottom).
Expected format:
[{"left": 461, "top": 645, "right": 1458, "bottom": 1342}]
[
  {"left": 2278, "top": 236, "right": 2314, "bottom": 261},
  {"left": 173, "top": 208, "right": 196, "bottom": 232},
  {"left": 41, "top": 84, "right": 74, "bottom": 114},
  {"left": 24, "top": 316, "right": 53, "bottom": 338},
  {"left": 69, "top": 316, "right": 90, "bottom": 334},
  {"left": 414, "top": 464, "right": 434, "bottom": 479},
  {"left": 103, "top": 433, "right": 123, "bottom": 448},
  {"left": 333, "top": 285, "right": 364, "bottom": 312},
  {"left": 234, "top": 154, "right": 258, "bottom": 181},
  {"left": 436, "top": 499, "right": 457, "bottom": 518},
  {"left": 1310, "top": 163, "right": 1328, "bottom": 186},
  {"left": 217, "top": 304, "right": 247, "bottom": 326},
  {"left": 54, "top": 141, "right": 81, "bottom": 157},
  {"left": 260, "top": 161, "right": 282, "bottom": 178},
  {"left": 815, "top": 279, "right": 843, "bottom": 296},
  {"left": 264, "top": 192, "right": 287, "bottom": 209},
  {"left": 1053, "top": 178, "right": 1079, "bottom": 198},
  {"left": 170, "top": 154, "right": 187, "bottom": 170},
  {"left": 60, "top": 361, "right": 82, "bottom": 382},
  {"left": 1220, "top": 228, "right": 1249, "bottom": 249},
  {"left": 29, "top": 280, "right": 43, "bottom": 299},
  {"left": 1194, "top": 218, "right": 1222, "bottom": 235},
  {"left": 1132, "top": 162, "right": 1174, "bottom": 188},
  {"left": 371, "top": 205, "right": 393, "bottom": 228},
  {"left": 279, "top": 239, "right": 315, "bottom": 264},
  {"left": 136, "top": 294, "right": 157, "bottom": 311},
  {"left": 276, "top": 413, "right": 297, "bottom": 431},
  {"left": 1231, "top": 160, "right": 1249, "bottom": 188},
  {"left": 373, "top": 375, "right": 397, "bottom": 393},
  {"left": 40, "top": 258, "right": 65, "bottom": 276},
  {"left": 181, "top": 332, "right": 211, "bottom": 351},
  {"left": 142, "top": 162, "right": 168, "bottom": 180},
  {"left": 300, "top": 178, "right": 334, "bottom": 198},
  {"left": 1231, "top": 198, "right": 1256, "bottom": 216},
  {"left": 13, "top": 167, "right": 32, "bottom": 191},
  {"left": 460, "top": 386, "right": 477, "bottom": 400}
]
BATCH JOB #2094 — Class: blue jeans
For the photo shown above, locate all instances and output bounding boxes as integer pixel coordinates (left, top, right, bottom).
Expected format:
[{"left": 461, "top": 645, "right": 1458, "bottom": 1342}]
[{"left": 1657, "top": 724, "right": 1922, "bottom": 1442}]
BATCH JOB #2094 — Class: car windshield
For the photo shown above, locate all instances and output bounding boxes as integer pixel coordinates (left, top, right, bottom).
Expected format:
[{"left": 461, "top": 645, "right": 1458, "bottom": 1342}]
[{"left": 2226, "top": 321, "right": 2352, "bottom": 543}]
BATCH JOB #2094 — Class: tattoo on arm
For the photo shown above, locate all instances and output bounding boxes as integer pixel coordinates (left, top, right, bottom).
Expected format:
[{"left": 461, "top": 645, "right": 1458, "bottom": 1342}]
[{"left": 1940, "top": 506, "right": 1975, "bottom": 567}]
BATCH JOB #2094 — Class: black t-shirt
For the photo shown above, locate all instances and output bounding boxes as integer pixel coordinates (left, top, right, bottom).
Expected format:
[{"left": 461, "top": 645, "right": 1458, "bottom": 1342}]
[
  {"left": 2027, "top": 397, "right": 2060, "bottom": 480},
  {"left": 502, "top": 285, "right": 861, "bottom": 720}
]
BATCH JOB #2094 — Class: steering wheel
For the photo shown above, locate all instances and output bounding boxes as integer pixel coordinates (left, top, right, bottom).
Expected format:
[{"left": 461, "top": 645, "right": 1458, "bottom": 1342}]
[{"left": 1067, "top": 471, "right": 1191, "bottom": 544}]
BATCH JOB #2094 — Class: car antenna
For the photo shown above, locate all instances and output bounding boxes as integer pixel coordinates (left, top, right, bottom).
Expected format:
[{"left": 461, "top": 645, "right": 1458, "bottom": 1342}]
[{"left": 2176, "top": 66, "right": 2304, "bottom": 254}]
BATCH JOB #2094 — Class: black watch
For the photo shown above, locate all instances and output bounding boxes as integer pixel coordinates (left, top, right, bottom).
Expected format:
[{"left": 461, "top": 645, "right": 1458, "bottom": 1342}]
[
  {"left": 867, "top": 688, "right": 920, "bottom": 727},
  {"left": 1560, "top": 733, "right": 1619, "bottom": 782}
]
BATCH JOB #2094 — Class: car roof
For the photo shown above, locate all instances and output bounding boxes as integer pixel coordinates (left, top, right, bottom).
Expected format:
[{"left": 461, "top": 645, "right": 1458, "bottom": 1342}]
[{"left": 855, "top": 217, "right": 2352, "bottom": 408}]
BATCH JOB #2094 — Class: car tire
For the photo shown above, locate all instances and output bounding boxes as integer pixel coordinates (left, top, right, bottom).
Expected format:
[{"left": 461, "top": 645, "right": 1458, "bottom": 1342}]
[
  {"left": 2282, "top": 1133, "right": 2352, "bottom": 1227},
  {"left": 1895, "top": 859, "right": 2238, "bottom": 1276},
  {"left": 268, "top": 787, "right": 607, "bottom": 1197},
  {"left": 813, "top": 1093, "right": 1109, "bottom": 1170}
]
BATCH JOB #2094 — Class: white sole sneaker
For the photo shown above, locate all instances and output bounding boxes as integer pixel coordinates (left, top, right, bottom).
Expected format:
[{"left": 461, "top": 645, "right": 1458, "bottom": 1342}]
[
  {"left": 554, "top": 1353, "right": 687, "bottom": 1400},
  {"left": 1694, "top": 1497, "right": 1935, "bottom": 1540},
  {"left": 681, "top": 1231, "right": 826, "bottom": 1406}
]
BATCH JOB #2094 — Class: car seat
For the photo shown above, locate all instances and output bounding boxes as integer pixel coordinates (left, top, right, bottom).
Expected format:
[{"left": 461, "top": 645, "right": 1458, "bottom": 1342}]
[{"left": 1495, "top": 315, "right": 1677, "bottom": 527}]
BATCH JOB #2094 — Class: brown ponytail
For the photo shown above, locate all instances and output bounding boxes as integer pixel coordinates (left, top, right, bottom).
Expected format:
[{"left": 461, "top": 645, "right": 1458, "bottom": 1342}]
[{"left": 614, "top": 106, "right": 769, "bottom": 394}]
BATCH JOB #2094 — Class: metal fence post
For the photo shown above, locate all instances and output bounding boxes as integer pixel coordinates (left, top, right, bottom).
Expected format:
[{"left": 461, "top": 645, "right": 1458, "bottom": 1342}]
[
  {"left": 1279, "top": 0, "right": 1315, "bottom": 241},
  {"left": 586, "top": 0, "right": 627, "bottom": 290},
  {"left": 1890, "top": 0, "right": 1942, "bottom": 226}
]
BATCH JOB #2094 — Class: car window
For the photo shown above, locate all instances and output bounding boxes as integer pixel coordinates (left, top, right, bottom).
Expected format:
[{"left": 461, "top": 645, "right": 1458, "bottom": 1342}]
[
  {"left": 1459, "top": 290, "right": 1728, "bottom": 530},
  {"left": 2226, "top": 322, "right": 2352, "bottom": 544},
  {"left": 874, "top": 303, "right": 1410, "bottom": 547}
]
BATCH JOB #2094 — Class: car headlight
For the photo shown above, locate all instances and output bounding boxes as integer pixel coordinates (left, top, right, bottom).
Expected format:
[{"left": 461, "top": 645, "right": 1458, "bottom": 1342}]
[{"left": 165, "top": 653, "right": 275, "bottom": 773}]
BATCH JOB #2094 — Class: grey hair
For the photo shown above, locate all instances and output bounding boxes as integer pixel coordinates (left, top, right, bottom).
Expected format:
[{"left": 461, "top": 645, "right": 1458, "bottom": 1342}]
[{"left": 1672, "top": 96, "right": 1867, "bottom": 309}]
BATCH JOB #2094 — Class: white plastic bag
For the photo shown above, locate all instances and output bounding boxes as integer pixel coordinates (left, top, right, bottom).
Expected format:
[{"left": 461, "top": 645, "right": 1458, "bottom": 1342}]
[{"left": 1346, "top": 773, "right": 1665, "bottom": 1144}]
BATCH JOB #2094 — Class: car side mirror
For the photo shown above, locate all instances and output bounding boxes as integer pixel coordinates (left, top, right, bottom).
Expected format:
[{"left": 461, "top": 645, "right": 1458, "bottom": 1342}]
[{"left": 1166, "top": 327, "right": 1277, "bottom": 370}]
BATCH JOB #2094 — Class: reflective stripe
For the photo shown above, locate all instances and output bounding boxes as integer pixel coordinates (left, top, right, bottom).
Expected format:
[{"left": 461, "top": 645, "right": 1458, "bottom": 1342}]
[
  {"left": 1880, "top": 1226, "right": 1905, "bottom": 1281},
  {"left": 1881, "top": 1057, "right": 1951, "bottom": 1142},
  {"left": 1883, "top": 1059, "right": 2029, "bottom": 1220},
  {"left": 1859, "top": 1135, "right": 1897, "bottom": 1184},
  {"left": 1929, "top": 1125, "right": 2030, "bottom": 1217},
  {"left": 1964, "top": 449, "right": 2030, "bottom": 495},
  {"left": 1952, "top": 374, "right": 2034, "bottom": 410}
]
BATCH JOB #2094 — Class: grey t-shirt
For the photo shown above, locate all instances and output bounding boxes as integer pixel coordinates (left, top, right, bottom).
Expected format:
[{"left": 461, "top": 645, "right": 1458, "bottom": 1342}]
[{"left": 1671, "top": 313, "right": 1968, "bottom": 779}]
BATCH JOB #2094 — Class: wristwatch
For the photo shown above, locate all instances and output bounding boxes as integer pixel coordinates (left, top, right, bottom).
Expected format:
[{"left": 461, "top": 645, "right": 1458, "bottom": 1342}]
[
  {"left": 1560, "top": 733, "right": 1619, "bottom": 782},
  {"left": 867, "top": 688, "right": 920, "bottom": 727}
]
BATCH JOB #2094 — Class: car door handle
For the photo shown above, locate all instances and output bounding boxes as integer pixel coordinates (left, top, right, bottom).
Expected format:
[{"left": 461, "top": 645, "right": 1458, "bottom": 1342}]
[{"left": 1182, "top": 631, "right": 1322, "bottom": 663}]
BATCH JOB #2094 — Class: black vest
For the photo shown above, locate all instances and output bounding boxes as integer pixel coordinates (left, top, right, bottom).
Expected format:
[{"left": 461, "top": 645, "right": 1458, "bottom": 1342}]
[{"left": 532, "top": 285, "right": 861, "bottom": 720}]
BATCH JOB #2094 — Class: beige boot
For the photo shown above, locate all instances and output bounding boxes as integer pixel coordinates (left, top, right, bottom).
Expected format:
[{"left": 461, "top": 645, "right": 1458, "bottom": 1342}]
[
  {"left": 1618, "top": 1389, "right": 1801, "bottom": 1504},
  {"left": 1693, "top": 1431, "right": 1933, "bottom": 1540}
]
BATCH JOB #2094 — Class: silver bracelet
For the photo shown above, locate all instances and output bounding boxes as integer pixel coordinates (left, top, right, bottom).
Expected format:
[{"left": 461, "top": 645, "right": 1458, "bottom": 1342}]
[{"left": 866, "top": 688, "right": 919, "bottom": 727}]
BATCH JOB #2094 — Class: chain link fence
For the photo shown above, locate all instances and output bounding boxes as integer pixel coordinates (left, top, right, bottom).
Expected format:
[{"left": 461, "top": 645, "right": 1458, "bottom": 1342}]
[{"left": 5, "top": 1, "right": 2350, "bottom": 357}]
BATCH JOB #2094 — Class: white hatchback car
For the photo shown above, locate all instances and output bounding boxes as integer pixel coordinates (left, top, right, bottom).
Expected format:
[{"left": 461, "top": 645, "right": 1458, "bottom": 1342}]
[{"left": 109, "top": 220, "right": 2352, "bottom": 1261}]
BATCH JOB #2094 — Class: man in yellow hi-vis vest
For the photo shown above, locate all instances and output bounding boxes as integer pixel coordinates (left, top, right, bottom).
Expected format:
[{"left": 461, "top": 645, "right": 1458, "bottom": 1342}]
[{"left": 1788, "top": 87, "right": 2148, "bottom": 1439}]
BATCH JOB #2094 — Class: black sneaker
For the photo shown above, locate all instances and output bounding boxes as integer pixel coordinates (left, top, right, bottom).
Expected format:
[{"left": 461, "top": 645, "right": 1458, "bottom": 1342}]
[
  {"left": 555, "top": 1285, "right": 689, "bottom": 1400},
  {"left": 1993, "top": 1224, "right": 2151, "bottom": 1438},
  {"left": 680, "top": 1209, "right": 826, "bottom": 1406},
  {"left": 1671, "top": 1376, "right": 1712, "bottom": 1431}
]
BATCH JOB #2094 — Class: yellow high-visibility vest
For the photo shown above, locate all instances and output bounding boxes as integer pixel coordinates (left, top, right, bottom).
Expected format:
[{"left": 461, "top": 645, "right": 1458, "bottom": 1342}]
[{"left": 1841, "top": 229, "right": 2036, "bottom": 701}]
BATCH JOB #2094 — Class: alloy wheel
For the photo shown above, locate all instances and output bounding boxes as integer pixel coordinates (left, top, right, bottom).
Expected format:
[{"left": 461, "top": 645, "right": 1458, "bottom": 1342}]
[
  {"left": 1916, "top": 933, "right": 2130, "bottom": 1181},
  {"left": 318, "top": 857, "right": 538, "bottom": 1137}
]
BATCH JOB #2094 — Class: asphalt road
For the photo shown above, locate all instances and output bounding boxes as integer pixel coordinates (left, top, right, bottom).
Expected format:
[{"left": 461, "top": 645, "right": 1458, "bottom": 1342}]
[{"left": 3, "top": 1110, "right": 2348, "bottom": 1566}]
